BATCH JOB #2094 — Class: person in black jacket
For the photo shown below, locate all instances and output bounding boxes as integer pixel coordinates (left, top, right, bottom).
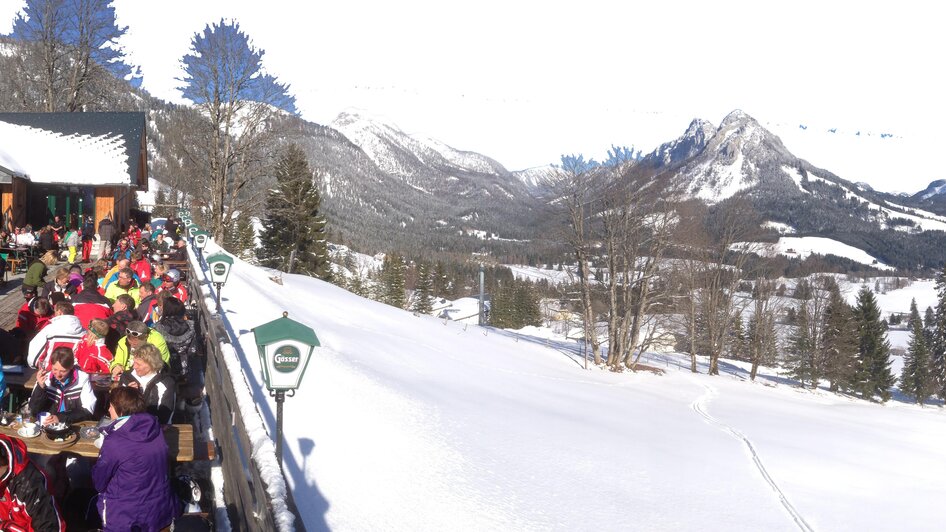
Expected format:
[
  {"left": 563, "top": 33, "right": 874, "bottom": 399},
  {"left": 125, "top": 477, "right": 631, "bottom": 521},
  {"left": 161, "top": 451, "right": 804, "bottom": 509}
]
[
  {"left": 118, "top": 343, "right": 176, "bottom": 424},
  {"left": 0, "top": 434, "right": 65, "bottom": 531},
  {"left": 97, "top": 215, "right": 114, "bottom": 261}
]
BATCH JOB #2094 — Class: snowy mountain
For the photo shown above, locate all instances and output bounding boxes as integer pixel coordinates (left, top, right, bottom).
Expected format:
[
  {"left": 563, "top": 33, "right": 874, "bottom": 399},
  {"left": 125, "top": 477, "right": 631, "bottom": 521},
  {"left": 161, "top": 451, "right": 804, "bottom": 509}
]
[
  {"left": 331, "top": 111, "right": 508, "bottom": 179},
  {"left": 299, "top": 112, "right": 539, "bottom": 254},
  {"left": 637, "top": 110, "right": 946, "bottom": 270},
  {"left": 914, "top": 179, "right": 946, "bottom": 200}
]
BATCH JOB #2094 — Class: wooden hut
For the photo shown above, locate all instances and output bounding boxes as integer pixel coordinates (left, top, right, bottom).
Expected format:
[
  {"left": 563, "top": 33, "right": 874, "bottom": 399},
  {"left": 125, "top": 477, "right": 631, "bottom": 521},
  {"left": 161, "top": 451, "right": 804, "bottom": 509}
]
[{"left": 0, "top": 112, "right": 147, "bottom": 234}]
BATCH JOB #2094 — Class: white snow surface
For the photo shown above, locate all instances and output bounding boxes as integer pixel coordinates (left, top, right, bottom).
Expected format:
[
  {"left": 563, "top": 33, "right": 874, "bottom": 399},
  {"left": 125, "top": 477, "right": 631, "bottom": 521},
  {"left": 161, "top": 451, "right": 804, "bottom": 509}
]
[
  {"left": 193, "top": 241, "right": 946, "bottom": 531},
  {"left": 0, "top": 119, "right": 130, "bottom": 184},
  {"left": 750, "top": 236, "right": 893, "bottom": 270}
]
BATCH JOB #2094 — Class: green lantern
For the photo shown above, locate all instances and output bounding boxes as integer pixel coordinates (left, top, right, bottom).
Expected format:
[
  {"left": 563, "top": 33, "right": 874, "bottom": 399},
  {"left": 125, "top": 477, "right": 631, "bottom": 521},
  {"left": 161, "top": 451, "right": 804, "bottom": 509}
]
[{"left": 252, "top": 312, "right": 320, "bottom": 391}]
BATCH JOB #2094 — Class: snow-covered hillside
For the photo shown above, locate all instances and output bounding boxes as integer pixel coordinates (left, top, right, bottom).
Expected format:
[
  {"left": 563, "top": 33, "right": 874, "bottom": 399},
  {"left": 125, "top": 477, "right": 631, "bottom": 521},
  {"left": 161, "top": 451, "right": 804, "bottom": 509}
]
[{"left": 193, "top": 239, "right": 946, "bottom": 532}]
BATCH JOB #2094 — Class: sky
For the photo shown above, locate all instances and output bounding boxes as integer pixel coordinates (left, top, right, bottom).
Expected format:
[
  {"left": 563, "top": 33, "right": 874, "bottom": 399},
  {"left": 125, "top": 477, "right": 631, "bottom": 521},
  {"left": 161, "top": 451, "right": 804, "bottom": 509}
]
[
  {"left": 2, "top": 1, "right": 943, "bottom": 192},
  {"left": 179, "top": 233, "right": 946, "bottom": 531}
]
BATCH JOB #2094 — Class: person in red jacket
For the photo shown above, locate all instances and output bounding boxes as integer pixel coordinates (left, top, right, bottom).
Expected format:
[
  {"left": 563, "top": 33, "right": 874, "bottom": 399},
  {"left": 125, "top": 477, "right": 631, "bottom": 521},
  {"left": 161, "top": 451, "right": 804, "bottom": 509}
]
[
  {"left": 156, "top": 269, "right": 188, "bottom": 303},
  {"left": 74, "top": 319, "right": 113, "bottom": 374},
  {"left": 0, "top": 434, "right": 66, "bottom": 531},
  {"left": 129, "top": 250, "right": 152, "bottom": 286}
]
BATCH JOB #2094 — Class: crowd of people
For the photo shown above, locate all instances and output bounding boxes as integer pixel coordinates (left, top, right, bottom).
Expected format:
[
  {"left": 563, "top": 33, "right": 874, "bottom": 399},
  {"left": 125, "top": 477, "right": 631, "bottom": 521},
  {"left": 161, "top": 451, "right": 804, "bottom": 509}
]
[{"left": 0, "top": 215, "right": 200, "bottom": 530}]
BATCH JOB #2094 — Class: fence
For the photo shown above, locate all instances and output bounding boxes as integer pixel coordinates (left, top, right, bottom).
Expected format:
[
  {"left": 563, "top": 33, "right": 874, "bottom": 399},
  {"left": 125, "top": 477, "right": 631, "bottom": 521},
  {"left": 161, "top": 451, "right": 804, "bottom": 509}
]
[{"left": 188, "top": 266, "right": 307, "bottom": 531}]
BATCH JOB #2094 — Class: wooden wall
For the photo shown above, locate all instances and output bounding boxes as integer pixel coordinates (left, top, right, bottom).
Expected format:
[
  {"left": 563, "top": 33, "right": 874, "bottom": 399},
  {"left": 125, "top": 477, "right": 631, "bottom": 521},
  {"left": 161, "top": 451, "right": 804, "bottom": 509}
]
[
  {"left": 1, "top": 184, "right": 11, "bottom": 233},
  {"left": 95, "top": 186, "right": 136, "bottom": 233}
]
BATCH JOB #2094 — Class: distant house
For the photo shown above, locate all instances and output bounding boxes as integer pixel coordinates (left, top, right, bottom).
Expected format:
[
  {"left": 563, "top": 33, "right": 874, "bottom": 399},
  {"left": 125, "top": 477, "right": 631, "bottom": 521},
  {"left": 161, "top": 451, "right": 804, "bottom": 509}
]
[{"left": 0, "top": 112, "right": 147, "bottom": 233}]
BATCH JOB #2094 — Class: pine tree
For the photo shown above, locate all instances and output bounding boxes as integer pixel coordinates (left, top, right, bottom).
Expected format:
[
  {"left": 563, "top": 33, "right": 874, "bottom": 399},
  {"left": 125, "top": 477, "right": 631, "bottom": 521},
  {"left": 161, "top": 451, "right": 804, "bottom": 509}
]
[
  {"left": 900, "top": 299, "right": 934, "bottom": 404},
  {"left": 380, "top": 253, "right": 406, "bottom": 309},
  {"left": 929, "top": 266, "right": 946, "bottom": 400},
  {"left": 853, "top": 286, "right": 895, "bottom": 402},
  {"left": 257, "top": 144, "right": 331, "bottom": 280},
  {"left": 412, "top": 262, "right": 434, "bottom": 314},
  {"left": 788, "top": 303, "right": 816, "bottom": 388},
  {"left": 225, "top": 214, "right": 257, "bottom": 262},
  {"left": 821, "top": 288, "right": 858, "bottom": 393},
  {"left": 514, "top": 282, "right": 542, "bottom": 327},
  {"left": 153, "top": 188, "right": 169, "bottom": 218}
]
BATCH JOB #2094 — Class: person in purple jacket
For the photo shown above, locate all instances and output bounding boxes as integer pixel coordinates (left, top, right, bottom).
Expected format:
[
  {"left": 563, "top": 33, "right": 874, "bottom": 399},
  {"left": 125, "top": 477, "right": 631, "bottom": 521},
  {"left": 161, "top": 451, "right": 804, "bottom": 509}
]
[{"left": 92, "top": 386, "right": 179, "bottom": 531}]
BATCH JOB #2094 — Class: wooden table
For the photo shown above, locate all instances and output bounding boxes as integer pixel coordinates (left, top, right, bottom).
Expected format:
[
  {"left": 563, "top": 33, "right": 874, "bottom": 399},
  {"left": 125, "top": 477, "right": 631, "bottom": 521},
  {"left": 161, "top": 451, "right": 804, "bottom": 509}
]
[{"left": 0, "top": 421, "right": 195, "bottom": 461}]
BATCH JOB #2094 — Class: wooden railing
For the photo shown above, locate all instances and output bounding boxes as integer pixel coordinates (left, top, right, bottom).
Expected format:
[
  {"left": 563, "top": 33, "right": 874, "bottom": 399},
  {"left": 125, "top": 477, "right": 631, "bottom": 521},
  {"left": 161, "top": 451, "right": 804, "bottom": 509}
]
[{"left": 188, "top": 267, "right": 307, "bottom": 531}]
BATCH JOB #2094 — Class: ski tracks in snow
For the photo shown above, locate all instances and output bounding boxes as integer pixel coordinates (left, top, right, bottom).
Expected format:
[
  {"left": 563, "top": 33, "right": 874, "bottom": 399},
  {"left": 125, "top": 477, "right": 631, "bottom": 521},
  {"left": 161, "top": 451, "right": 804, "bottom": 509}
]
[{"left": 689, "top": 381, "right": 814, "bottom": 532}]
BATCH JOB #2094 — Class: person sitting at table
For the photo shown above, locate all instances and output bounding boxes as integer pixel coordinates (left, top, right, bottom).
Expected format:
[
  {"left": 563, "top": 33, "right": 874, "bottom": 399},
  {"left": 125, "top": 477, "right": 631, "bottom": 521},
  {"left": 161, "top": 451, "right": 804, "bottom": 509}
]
[
  {"left": 14, "top": 227, "right": 36, "bottom": 248},
  {"left": 105, "top": 294, "right": 137, "bottom": 352},
  {"left": 0, "top": 229, "right": 11, "bottom": 247},
  {"left": 0, "top": 434, "right": 66, "bottom": 532},
  {"left": 26, "top": 301, "right": 85, "bottom": 370},
  {"left": 137, "top": 282, "right": 159, "bottom": 326},
  {"left": 104, "top": 267, "right": 141, "bottom": 306},
  {"left": 156, "top": 269, "right": 188, "bottom": 304},
  {"left": 92, "top": 387, "right": 179, "bottom": 531},
  {"left": 153, "top": 232, "right": 170, "bottom": 255},
  {"left": 12, "top": 286, "right": 42, "bottom": 339},
  {"left": 32, "top": 298, "right": 53, "bottom": 333},
  {"left": 151, "top": 262, "right": 169, "bottom": 289},
  {"left": 73, "top": 274, "right": 113, "bottom": 327},
  {"left": 110, "top": 321, "right": 170, "bottom": 381},
  {"left": 130, "top": 250, "right": 152, "bottom": 286},
  {"left": 164, "top": 238, "right": 187, "bottom": 262},
  {"left": 119, "top": 343, "right": 176, "bottom": 424},
  {"left": 110, "top": 238, "right": 132, "bottom": 264},
  {"left": 154, "top": 298, "right": 195, "bottom": 380},
  {"left": 28, "top": 346, "right": 96, "bottom": 425},
  {"left": 41, "top": 267, "right": 77, "bottom": 300},
  {"left": 74, "top": 319, "right": 113, "bottom": 374}
]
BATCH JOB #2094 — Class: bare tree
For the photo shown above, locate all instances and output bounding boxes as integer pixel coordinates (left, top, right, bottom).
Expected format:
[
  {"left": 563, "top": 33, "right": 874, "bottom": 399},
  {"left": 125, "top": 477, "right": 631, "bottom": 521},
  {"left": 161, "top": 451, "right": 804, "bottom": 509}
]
[
  {"left": 546, "top": 158, "right": 603, "bottom": 366},
  {"left": 599, "top": 166, "right": 680, "bottom": 370},
  {"left": 177, "top": 19, "right": 296, "bottom": 241},
  {"left": 696, "top": 199, "right": 763, "bottom": 375}
]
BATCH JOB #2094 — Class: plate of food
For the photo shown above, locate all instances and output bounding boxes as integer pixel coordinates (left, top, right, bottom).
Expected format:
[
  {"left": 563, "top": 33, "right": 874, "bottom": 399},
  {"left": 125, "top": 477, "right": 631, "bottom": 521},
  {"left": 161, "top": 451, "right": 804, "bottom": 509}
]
[
  {"left": 17, "top": 423, "right": 41, "bottom": 439},
  {"left": 45, "top": 431, "right": 78, "bottom": 447},
  {"left": 79, "top": 426, "right": 101, "bottom": 440},
  {"left": 43, "top": 422, "right": 73, "bottom": 439}
]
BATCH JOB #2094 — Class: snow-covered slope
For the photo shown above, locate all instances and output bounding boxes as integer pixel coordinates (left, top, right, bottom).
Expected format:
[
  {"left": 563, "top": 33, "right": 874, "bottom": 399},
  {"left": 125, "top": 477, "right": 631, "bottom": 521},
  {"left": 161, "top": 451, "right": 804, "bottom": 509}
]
[
  {"left": 197, "top": 240, "right": 946, "bottom": 531},
  {"left": 331, "top": 111, "right": 507, "bottom": 178}
]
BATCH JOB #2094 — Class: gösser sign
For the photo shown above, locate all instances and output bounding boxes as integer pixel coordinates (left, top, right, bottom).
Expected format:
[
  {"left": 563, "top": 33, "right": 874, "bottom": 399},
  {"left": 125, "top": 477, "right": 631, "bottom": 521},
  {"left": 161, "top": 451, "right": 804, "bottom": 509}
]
[{"left": 252, "top": 313, "right": 320, "bottom": 390}]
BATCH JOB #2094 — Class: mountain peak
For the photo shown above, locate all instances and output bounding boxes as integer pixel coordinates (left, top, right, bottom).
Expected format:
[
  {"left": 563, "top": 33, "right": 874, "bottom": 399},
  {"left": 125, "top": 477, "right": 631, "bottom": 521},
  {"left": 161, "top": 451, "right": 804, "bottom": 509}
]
[{"left": 719, "top": 109, "right": 759, "bottom": 129}]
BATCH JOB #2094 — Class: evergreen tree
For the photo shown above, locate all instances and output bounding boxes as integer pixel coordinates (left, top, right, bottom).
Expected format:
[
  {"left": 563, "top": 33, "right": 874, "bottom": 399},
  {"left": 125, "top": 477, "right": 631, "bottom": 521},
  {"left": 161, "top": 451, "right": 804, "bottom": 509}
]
[
  {"left": 380, "top": 252, "right": 406, "bottom": 309},
  {"left": 514, "top": 282, "right": 542, "bottom": 327},
  {"left": 853, "top": 286, "right": 895, "bottom": 402},
  {"left": 412, "top": 262, "right": 434, "bottom": 314},
  {"left": 821, "top": 288, "right": 858, "bottom": 393},
  {"left": 900, "top": 299, "right": 934, "bottom": 404},
  {"left": 153, "top": 187, "right": 169, "bottom": 218},
  {"left": 788, "top": 303, "right": 816, "bottom": 388},
  {"left": 257, "top": 144, "right": 331, "bottom": 280},
  {"left": 489, "top": 281, "right": 514, "bottom": 328},
  {"left": 929, "top": 266, "right": 946, "bottom": 400},
  {"left": 225, "top": 214, "right": 257, "bottom": 262}
]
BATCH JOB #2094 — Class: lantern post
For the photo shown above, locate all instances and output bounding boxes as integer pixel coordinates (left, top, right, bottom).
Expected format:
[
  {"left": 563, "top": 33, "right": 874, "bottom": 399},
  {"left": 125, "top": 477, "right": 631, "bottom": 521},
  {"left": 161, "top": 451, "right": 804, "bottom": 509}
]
[{"left": 252, "top": 312, "right": 320, "bottom": 469}]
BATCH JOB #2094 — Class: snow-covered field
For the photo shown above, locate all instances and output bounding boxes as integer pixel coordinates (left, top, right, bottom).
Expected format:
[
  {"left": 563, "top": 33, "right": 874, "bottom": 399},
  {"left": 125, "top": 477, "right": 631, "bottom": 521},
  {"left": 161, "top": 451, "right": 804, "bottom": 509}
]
[
  {"left": 189, "top": 241, "right": 946, "bottom": 532},
  {"left": 750, "top": 236, "right": 893, "bottom": 270}
]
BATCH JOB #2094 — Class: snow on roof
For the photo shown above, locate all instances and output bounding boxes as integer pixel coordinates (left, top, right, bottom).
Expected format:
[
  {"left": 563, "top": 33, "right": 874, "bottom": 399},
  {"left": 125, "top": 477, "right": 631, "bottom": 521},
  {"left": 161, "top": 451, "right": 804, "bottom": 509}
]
[{"left": 0, "top": 119, "right": 131, "bottom": 185}]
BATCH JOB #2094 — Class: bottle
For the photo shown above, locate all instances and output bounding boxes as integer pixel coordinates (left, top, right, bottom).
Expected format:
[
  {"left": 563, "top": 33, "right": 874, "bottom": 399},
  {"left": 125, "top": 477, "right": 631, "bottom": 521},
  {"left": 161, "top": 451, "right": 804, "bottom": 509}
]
[{"left": 14, "top": 414, "right": 22, "bottom": 426}]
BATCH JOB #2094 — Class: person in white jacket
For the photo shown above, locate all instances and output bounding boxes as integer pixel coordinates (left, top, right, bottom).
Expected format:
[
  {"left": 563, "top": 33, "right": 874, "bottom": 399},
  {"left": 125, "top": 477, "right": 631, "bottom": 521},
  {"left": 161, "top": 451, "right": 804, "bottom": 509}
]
[{"left": 26, "top": 301, "right": 85, "bottom": 370}]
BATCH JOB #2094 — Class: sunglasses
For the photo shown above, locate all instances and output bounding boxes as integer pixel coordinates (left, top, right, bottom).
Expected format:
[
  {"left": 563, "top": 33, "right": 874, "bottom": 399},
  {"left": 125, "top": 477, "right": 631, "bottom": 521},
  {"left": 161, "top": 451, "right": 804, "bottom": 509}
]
[{"left": 125, "top": 329, "right": 146, "bottom": 338}]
